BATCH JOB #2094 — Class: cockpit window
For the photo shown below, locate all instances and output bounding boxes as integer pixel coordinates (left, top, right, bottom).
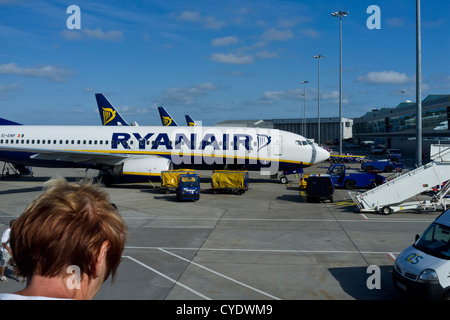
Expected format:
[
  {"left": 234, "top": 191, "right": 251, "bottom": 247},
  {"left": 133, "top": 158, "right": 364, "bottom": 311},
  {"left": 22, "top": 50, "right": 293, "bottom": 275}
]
[{"left": 295, "top": 140, "right": 310, "bottom": 146}]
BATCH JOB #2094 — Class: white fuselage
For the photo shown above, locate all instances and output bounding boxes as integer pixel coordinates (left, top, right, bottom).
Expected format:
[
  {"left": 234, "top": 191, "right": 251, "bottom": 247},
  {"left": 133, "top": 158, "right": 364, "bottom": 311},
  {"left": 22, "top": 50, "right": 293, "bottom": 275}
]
[{"left": 0, "top": 125, "right": 330, "bottom": 175}]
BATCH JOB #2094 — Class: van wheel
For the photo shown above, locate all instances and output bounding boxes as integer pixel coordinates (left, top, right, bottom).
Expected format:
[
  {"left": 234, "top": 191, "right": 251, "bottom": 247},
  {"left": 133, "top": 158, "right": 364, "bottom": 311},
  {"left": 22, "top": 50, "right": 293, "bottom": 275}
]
[
  {"left": 385, "top": 166, "right": 393, "bottom": 173},
  {"left": 365, "top": 166, "right": 374, "bottom": 172},
  {"left": 344, "top": 180, "right": 356, "bottom": 189},
  {"left": 380, "top": 206, "right": 392, "bottom": 215}
]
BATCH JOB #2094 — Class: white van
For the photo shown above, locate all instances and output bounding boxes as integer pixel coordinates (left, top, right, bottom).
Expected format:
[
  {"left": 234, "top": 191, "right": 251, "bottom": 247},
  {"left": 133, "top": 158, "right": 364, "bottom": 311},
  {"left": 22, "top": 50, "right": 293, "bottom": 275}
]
[{"left": 393, "top": 209, "right": 450, "bottom": 299}]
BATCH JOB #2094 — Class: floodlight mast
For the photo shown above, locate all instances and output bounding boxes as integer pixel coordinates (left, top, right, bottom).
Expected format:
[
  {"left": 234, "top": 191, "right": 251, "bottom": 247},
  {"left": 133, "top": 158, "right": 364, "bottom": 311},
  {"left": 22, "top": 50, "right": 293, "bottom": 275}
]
[
  {"left": 331, "top": 10, "right": 348, "bottom": 155},
  {"left": 313, "top": 54, "right": 324, "bottom": 145}
]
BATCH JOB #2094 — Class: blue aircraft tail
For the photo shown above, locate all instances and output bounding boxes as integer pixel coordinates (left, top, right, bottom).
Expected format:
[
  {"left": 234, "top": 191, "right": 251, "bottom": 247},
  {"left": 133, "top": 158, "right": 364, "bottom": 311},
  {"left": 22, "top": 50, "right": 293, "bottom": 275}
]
[
  {"left": 158, "top": 106, "right": 178, "bottom": 126},
  {"left": 185, "top": 115, "right": 197, "bottom": 126},
  {"left": 95, "top": 93, "right": 130, "bottom": 126},
  {"left": 0, "top": 118, "right": 22, "bottom": 125}
]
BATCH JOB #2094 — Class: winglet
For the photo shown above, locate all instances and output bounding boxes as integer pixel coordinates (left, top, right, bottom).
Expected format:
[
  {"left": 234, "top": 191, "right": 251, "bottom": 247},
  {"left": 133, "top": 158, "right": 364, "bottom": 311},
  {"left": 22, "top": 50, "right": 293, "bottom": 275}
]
[
  {"left": 158, "top": 106, "right": 178, "bottom": 126},
  {"left": 95, "top": 93, "right": 130, "bottom": 126}
]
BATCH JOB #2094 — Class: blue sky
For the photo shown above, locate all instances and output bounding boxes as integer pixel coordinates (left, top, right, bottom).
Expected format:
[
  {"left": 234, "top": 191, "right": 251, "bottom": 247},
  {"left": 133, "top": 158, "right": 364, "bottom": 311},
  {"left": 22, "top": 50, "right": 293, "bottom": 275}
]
[{"left": 0, "top": 0, "right": 448, "bottom": 126}]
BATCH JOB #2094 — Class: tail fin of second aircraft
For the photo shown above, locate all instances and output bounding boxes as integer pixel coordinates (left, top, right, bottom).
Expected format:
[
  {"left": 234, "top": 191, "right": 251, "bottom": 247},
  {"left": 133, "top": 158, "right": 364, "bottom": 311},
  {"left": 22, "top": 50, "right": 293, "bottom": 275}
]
[
  {"left": 185, "top": 115, "right": 197, "bottom": 126},
  {"left": 0, "top": 118, "right": 22, "bottom": 125},
  {"left": 158, "top": 106, "right": 178, "bottom": 126},
  {"left": 95, "top": 93, "right": 130, "bottom": 126}
]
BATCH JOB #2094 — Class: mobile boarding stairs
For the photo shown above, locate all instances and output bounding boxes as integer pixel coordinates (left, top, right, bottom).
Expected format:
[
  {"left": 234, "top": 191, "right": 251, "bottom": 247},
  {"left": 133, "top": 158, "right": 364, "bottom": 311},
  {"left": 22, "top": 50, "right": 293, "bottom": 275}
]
[{"left": 350, "top": 144, "right": 450, "bottom": 214}]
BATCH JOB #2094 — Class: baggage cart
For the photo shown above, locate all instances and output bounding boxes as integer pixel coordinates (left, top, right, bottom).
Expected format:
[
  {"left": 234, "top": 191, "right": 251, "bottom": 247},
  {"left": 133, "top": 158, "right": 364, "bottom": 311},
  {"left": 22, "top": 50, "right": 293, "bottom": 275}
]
[{"left": 211, "top": 170, "right": 249, "bottom": 195}]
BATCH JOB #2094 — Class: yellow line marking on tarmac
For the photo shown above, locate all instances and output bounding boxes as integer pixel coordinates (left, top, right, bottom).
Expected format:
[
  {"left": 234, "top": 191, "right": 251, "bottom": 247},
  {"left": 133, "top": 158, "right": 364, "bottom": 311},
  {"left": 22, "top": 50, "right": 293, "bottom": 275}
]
[{"left": 333, "top": 200, "right": 356, "bottom": 206}]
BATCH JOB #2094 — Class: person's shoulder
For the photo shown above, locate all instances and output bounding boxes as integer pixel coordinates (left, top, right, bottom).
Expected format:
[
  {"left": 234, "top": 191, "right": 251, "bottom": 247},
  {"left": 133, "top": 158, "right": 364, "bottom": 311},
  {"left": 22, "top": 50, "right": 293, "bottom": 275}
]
[{"left": 0, "top": 293, "right": 69, "bottom": 300}]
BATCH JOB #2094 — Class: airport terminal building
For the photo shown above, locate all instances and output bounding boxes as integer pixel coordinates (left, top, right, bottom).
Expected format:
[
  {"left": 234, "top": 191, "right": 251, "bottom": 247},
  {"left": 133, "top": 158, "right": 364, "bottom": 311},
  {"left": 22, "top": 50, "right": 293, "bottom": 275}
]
[
  {"left": 216, "top": 94, "right": 450, "bottom": 157},
  {"left": 216, "top": 117, "right": 353, "bottom": 146},
  {"left": 352, "top": 94, "right": 450, "bottom": 156}
]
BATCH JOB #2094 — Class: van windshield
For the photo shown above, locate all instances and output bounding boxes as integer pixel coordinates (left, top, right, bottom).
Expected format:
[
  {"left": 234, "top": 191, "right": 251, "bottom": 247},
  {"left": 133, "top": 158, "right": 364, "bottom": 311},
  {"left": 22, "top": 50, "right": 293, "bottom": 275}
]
[{"left": 414, "top": 222, "right": 450, "bottom": 260}]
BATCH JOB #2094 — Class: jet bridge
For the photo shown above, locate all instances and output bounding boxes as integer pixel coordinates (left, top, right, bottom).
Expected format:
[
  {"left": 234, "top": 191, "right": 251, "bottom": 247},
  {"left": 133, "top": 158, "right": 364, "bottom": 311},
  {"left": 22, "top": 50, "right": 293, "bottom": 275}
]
[{"left": 350, "top": 144, "right": 450, "bottom": 214}]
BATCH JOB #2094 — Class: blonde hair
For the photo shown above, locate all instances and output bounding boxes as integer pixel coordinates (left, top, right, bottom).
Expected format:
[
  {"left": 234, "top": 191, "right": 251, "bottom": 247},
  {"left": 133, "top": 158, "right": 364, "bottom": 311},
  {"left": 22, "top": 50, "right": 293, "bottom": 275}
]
[{"left": 11, "top": 178, "right": 127, "bottom": 281}]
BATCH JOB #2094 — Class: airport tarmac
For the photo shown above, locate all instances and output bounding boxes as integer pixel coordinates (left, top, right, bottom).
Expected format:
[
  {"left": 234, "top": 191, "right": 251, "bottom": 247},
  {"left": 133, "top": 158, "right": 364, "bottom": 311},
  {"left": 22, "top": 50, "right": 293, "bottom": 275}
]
[{"left": 0, "top": 161, "right": 441, "bottom": 300}]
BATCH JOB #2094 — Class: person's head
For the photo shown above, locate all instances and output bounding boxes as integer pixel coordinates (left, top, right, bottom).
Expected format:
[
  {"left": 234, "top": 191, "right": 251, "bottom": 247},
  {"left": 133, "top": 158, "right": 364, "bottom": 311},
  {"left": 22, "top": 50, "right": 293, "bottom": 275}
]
[
  {"left": 10, "top": 177, "right": 127, "bottom": 291},
  {"left": 8, "top": 219, "right": 15, "bottom": 228}
]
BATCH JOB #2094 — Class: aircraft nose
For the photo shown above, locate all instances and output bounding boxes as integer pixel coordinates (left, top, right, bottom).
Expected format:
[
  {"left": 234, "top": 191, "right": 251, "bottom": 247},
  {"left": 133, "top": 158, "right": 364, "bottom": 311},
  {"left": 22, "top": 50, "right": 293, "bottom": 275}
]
[{"left": 315, "top": 146, "right": 330, "bottom": 163}]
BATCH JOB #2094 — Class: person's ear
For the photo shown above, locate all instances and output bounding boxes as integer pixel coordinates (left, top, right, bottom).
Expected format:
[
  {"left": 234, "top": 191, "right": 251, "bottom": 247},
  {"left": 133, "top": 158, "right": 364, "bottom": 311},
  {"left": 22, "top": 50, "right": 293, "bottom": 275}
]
[{"left": 95, "top": 241, "right": 109, "bottom": 277}]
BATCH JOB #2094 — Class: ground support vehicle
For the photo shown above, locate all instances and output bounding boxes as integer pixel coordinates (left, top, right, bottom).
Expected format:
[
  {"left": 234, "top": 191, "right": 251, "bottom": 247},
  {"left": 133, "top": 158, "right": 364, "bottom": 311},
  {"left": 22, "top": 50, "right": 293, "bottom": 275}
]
[
  {"left": 329, "top": 154, "right": 366, "bottom": 163},
  {"left": 361, "top": 158, "right": 404, "bottom": 173},
  {"left": 1, "top": 162, "right": 33, "bottom": 178},
  {"left": 305, "top": 175, "right": 334, "bottom": 203},
  {"left": 211, "top": 170, "right": 249, "bottom": 195},
  {"left": 351, "top": 144, "right": 450, "bottom": 214},
  {"left": 176, "top": 174, "right": 200, "bottom": 201},
  {"left": 160, "top": 169, "right": 195, "bottom": 194},
  {"left": 327, "top": 163, "right": 385, "bottom": 189},
  {"left": 393, "top": 209, "right": 450, "bottom": 299},
  {"left": 299, "top": 174, "right": 309, "bottom": 190}
]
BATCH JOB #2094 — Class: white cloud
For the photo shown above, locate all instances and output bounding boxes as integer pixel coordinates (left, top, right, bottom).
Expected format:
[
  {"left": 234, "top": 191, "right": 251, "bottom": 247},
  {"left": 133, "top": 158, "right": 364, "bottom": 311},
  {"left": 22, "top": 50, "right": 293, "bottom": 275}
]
[
  {"left": 83, "top": 28, "right": 123, "bottom": 41},
  {"left": 179, "top": 10, "right": 202, "bottom": 22},
  {"left": 61, "top": 28, "right": 123, "bottom": 42},
  {"left": 211, "top": 36, "right": 239, "bottom": 47},
  {"left": 261, "top": 28, "right": 294, "bottom": 41},
  {"left": 321, "top": 90, "right": 350, "bottom": 104},
  {"left": 154, "top": 82, "right": 218, "bottom": 106},
  {"left": 210, "top": 53, "right": 254, "bottom": 65},
  {"left": 0, "top": 63, "right": 75, "bottom": 82},
  {"left": 178, "top": 10, "right": 225, "bottom": 29},
  {"left": 254, "top": 50, "right": 279, "bottom": 59},
  {"left": 357, "top": 71, "right": 414, "bottom": 84},
  {"left": 299, "top": 28, "right": 320, "bottom": 38},
  {"left": 0, "top": 83, "right": 20, "bottom": 98}
]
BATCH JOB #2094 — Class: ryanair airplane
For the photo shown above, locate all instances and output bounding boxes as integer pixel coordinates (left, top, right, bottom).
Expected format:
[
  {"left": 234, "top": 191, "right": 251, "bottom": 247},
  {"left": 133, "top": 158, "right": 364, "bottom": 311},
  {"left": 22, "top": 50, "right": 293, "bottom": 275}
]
[{"left": 0, "top": 96, "right": 330, "bottom": 184}]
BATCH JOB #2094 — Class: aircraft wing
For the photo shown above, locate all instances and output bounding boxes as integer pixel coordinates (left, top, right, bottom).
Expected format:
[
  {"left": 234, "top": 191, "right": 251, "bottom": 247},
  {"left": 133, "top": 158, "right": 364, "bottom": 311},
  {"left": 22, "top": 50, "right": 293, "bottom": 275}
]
[{"left": 0, "top": 145, "right": 134, "bottom": 166}]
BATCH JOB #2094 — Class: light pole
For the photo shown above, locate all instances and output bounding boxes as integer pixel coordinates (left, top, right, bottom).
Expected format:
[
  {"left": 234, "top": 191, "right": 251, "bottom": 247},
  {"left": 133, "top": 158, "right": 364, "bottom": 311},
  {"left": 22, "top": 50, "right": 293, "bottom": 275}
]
[
  {"left": 332, "top": 9, "right": 348, "bottom": 155},
  {"left": 300, "top": 80, "right": 308, "bottom": 136},
  {"left": 313, "top": 54, "right": 324, "bottom": 145},
  {"left": 416, "top": 0, "right": 422, "bottom": 166}
]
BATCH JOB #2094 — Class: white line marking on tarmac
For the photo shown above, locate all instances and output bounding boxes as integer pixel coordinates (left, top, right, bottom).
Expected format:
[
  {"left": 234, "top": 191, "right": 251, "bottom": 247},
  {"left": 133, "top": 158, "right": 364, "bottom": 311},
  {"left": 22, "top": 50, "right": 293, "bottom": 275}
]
[
  {"left": 126, "top": 246, "right": 403, "bottom": 255},
  {"left": 122, "top": 255, "right": 211, "bottom": 300},
  {"left": 159, "top": 248, "right": 281, "bottom": 300}
]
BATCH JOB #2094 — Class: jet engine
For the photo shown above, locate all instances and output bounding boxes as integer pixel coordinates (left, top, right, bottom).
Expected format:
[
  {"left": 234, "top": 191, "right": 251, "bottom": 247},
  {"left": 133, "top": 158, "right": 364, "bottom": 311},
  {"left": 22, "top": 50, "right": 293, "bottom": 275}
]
[{"left": 114, "top": 156, "right": 173, "bottom": 180}]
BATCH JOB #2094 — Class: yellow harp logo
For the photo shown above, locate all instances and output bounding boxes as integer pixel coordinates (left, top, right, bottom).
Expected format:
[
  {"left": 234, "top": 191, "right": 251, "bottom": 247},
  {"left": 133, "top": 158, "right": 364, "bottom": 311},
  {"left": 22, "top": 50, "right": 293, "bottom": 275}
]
[
  {"left": 162, "top": 116, "right": 173, "bottom": 126},
  {"left": 102, "top": 107, "right": 116, "bottom": 125}
]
